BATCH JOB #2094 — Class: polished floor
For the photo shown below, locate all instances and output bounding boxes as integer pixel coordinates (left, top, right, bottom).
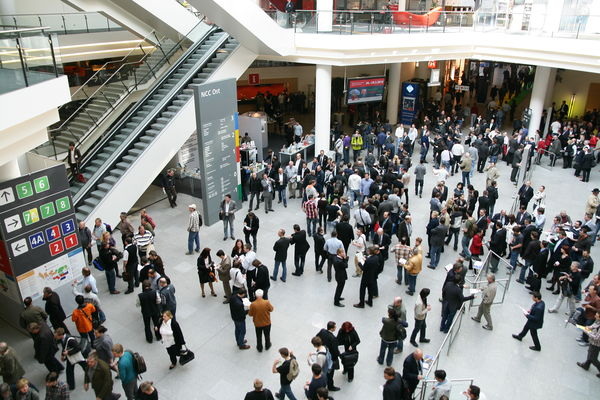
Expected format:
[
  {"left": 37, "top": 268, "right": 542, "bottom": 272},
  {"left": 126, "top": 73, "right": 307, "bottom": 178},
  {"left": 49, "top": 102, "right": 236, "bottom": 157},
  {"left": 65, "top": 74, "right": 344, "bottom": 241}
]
[{"left": 2, "top": 148, "right": 598, "bottom": 400}]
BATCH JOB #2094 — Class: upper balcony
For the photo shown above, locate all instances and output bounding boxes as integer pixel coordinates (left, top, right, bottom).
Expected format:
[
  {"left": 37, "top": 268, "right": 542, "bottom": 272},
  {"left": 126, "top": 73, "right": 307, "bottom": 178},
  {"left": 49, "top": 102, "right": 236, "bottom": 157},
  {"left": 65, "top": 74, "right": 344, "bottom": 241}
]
[{"left": 191, "top": 0, "right": 600, "bottom": 73}]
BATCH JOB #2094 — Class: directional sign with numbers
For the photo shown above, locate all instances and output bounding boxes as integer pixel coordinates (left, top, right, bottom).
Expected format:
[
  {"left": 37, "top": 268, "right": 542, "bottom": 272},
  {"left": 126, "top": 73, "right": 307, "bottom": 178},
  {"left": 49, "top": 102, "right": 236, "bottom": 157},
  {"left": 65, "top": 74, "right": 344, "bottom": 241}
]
[{"left": 0, "top": 165, "right": 84, "bottom": 277}]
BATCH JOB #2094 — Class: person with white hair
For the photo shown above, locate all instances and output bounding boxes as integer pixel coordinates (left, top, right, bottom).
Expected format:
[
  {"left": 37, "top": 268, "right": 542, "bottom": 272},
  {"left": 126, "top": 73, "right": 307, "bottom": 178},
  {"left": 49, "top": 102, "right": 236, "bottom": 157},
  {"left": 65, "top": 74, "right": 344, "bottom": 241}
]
[
  {"left": 186, "top": 204, "right": 201, "bottom": 255},
  {"left": 471, "top": 274, "right": 497, "bottom": 331},
  {"left": 248, "top": 289, "right": 274, "bottom": 353}
]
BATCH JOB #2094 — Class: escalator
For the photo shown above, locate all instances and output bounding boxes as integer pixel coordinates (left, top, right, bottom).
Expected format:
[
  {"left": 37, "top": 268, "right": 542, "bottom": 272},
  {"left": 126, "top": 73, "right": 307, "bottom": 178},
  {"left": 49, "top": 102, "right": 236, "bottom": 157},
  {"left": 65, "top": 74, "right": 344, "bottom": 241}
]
[{"left": 71, "top": 27, "right": 240, "bottom": 221}]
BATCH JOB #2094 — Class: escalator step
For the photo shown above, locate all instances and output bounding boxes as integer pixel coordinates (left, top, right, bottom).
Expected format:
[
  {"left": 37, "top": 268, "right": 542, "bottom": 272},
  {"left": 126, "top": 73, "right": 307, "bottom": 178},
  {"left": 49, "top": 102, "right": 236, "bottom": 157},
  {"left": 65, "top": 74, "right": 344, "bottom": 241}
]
[
  {"left": 116, "top": 162, "right": 129, "bottom": 170},
  {"left": 123, "top": 155, "right": 137, "bottom": 163}
]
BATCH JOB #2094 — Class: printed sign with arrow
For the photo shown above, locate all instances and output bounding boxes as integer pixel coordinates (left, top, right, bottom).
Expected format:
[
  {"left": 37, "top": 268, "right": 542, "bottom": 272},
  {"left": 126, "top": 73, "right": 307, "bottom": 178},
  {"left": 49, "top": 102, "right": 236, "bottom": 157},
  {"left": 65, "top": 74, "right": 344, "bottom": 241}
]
[
  {"left": 3, "top": 214, "right": 22, "bottom": 233},
  {"left": 0, "top": 188, "right": 15, "bottom": 206},
  {"left": 10, "top": 239, "right": 28, "bottom": 257}
]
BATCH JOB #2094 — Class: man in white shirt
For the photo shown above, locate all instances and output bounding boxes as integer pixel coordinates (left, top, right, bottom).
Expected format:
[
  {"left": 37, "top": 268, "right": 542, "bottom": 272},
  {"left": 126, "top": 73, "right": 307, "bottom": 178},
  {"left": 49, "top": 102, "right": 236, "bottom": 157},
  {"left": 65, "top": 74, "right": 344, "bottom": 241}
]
[
  {"left": 241, "top": 243, "right": 257, "bottom": 299},
  {"left": 285, "top": 161, "right": 298, "bottom": 199},
  {"left": 450, "top": 142, "right": 465, "bottom": 175},
  {"left": 74, "top": 267, "right": 98, "bottom": 294},
  {"left": 347, "top": 170, "right": 362, "bottom": 208},
  {"left": 550, "top": 119, "right": 561, "bottom": 134}
]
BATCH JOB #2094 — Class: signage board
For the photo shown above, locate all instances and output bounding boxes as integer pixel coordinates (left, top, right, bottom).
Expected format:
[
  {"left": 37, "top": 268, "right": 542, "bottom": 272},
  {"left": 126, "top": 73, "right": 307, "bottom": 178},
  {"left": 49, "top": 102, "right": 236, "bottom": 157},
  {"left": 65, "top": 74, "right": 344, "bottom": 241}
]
[
  {"left": 193, "top": 79, "right": 240, "bottom": 226},
  {"left": 401, "top": 81, "right": 421, "bottom": 125},
  {"left": 346, "top": 76, "right": 386, "bottom": 104},
  {"left": 0, "top": 165, "right": 85, "bottom": 304},
  {"left": 248, "top": 73, "right": 260, "bottom": 85}
]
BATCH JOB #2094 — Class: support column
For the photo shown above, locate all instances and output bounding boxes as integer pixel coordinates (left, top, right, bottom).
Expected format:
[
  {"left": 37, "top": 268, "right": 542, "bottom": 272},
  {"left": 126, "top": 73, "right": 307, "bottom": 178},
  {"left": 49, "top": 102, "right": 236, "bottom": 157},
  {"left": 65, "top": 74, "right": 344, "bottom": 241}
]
[
  {"left": 317, "top": 0, "right": 333, "bottom": 32},
  {"left": 387, "top": 63, "right": 402, "bottom": 125},
  {"left": 315, "top": 64, "right": 332, "bottom": 153},
  {"left": 0, "top": 159, "right": 21, "bottom": 182},
  {"left": 528, "top": 66, "right": 553, "bottom": 134}
]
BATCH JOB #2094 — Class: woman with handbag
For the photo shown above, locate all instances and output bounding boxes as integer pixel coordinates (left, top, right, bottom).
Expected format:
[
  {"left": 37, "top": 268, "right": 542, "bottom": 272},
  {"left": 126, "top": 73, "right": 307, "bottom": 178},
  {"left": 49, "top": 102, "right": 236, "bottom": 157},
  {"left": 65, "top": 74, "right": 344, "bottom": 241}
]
[
  {"left": 159, "top": 311, "right": 186, "bottom": 369},
  {"left": 197, "top": 248, "right": 217, "bottom": 298},
  {"left": 336, "top": 321, "right": 360, "bottom": 382}
]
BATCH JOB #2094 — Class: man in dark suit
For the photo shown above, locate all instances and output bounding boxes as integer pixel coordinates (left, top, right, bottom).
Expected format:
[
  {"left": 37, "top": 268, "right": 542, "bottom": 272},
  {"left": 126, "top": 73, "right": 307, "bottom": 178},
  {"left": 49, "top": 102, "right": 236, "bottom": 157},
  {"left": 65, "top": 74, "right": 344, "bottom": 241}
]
[
  {"left": 490, "top": 210, "right": 508, "bottom": 234},
  {"left": 402, "top": 349, "right": 424, "bottom": 398},
  {"left": 440, "top": 276, "right": 475, "bottom": 333},
  {"left": 272, "top": 229, "right": 290, "bottom": 281},
  {"left": 290, "top": 224, "right": 310, "bottom": 277},
  {"left": 488, "top": 221, "right": 507, "bottom": 273},
  {"left": 515, "top": 205, "right": 531, "bottom": 226},
  {"left": 396, "top": 215, "right": 412, "bottom": 245},
  {"left": 382, "top": 367, "right": 404, "bottom": 400},
  {"left": 316, "top": 321, "right": 341, "bottom": 392},
  {"left": 313, "top": 227, "right": 327, "bottom": 273},
  {"left": 512, "top": 291, "right": 545, "bottom": 351},
  {"left": 332, "top": 248, "right": 348, "bottom": 307},
  {"left": 486, "top": 182, "right": 499, "bottom": 215},
  {"left": 273, "top": 167, "right": 289, "bottom": 207},
  {"left": 317, "top": 150, "right": 328, "bottom": 167},
  {"left": 335, "top": 215, "right": 355, "bottom": 253},
  {"left": 138, "top": 280, "right": 162, "bottom": 343},
  {"left": 518, "top": 180, "right": 534, "bottom": 209},
  {"left": 380, "top": 211, "right": 393, "bottom": 236},
  {"left": 253, "top": 260, "right": 271, "bottom": 299},
  {"left": 353, "top": 246, "right": 379, "bottom": 308},
  {"left": 373, "top": 228, "right": 392, "bottom": 292}
]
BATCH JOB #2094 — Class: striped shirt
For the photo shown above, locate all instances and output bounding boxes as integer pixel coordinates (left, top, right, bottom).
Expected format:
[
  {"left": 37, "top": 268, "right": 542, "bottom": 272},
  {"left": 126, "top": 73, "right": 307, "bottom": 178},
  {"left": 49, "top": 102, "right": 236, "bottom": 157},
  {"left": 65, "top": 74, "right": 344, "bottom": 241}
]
[
  {"left": 303, "top": 199, "right": 318, "bottom": 219},
  {"left": 133, "top": 231, "right": 154, "bottom": 249}
]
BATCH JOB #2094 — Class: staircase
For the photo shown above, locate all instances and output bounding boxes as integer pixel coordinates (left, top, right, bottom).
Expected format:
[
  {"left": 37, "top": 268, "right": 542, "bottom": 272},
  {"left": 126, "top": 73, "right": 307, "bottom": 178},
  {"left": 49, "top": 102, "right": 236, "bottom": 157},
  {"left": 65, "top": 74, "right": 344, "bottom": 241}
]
[
  {"left": 46, "top": 40, "right": 178, "bottom": 156},
  {"left": 71, "top": 28, "right": 239, "bottom": 221}
]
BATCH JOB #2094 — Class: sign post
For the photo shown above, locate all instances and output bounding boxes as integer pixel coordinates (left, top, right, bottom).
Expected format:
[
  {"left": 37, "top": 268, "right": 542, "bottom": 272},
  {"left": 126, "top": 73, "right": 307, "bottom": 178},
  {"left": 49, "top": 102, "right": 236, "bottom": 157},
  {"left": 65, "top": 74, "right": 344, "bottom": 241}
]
[
  {"left": 0, "top": 165, "right": 85, "bottom": 328},
  {"left": 193, "top": 79, "right": 241, "bottom": 227}
]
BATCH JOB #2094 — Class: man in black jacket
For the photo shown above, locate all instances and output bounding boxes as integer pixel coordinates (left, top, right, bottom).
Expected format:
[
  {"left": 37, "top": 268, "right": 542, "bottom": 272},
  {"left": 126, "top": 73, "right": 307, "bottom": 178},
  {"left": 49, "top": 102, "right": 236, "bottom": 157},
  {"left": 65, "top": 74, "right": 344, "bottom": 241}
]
[
  {"left": 354, "top": 246, "right": 379, "bottom": 308},
  {"left": 512, "top": 292, "right": 545, "bottom": 351},
  {"left": 486, "top": 182, "right": 499, "bottom": 216},
  {"left": 382, "top": 367, "right": 404, "bottom": 400},
  {"left": 123, "top": 236, "right": 139, "bottom": 294},
  {"left": 373, "top": 228, "right": 392, "bottom": 297},
  {"left": 290, "top": 225, "right": 310, "bottom": 277},
  {"left": 253, "top": 260, "right": 271, "bottom": 299},
  {"left": 230, "top": 289, "right": 250, "bottom": 350},
  {"left": 313, "top": 227, "right": 327, "bottom": 273},
  {"left": 138, "top": 280, "right": 162, "bottom": 343},
  {"left": 333, "top": 248, "right": 348, "bottom": 307},
  {"left": 335, "top": 215, "right": 355, "bottom": 253},
  {"left": 317, "top": 321, "right": 341, "bottom": 392},
  {"left": 248, "top": 172, "right": 263, "bottom": 212},
  {"left": 440, "top": 276, "right": 475, "bottom": 333},
  {"left": 243, "top": 212, "right": 260, "bottom": 251},
  {"left": 518, "top": 180, "right": 534, "bottom": 209},
  {"left": 402, "top": 349, "right": 424, "bottom": 398},
  {"left": 42, "top": 287, "right": 69, "bottom": 333},
  {"left": 396, "top": 215, "right": 412, "bottom": 245},
  {"left": 28, "top": 322, "right": 63, "bottom": 373},
  {"left": 272, "top": 229, "right": 290, "bottom": 281},
  {"left": 488, "top": 221, "right": 507, "bottom": 273},
  {"left": 99, "top": 242, "right": 120, "bottom": 294}
]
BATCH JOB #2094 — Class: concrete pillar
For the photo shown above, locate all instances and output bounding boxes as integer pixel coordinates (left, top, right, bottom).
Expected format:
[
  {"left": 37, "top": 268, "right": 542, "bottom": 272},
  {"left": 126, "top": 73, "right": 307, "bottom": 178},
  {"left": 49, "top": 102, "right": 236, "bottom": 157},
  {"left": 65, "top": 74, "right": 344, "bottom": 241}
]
[
  {"left": 387, "top": 63, "right": 402, "bottom": 125},
  {"left": 397, "top": 0, "right": 406, "bottom": 11},
  {"left": 528, "top": 66, "right": 553, "bottom": 134},
  {"left": 314, "top": 64, "right": 332, "bottom": 153},
  {"left": 317, "top": 0, "right": 333, "bottom": 32},
  {"left": 0, "top": 159, "right": 21, "bottom": 182},
  {"left": 544, "top": 68, "right": 557, "bottom": 107}
]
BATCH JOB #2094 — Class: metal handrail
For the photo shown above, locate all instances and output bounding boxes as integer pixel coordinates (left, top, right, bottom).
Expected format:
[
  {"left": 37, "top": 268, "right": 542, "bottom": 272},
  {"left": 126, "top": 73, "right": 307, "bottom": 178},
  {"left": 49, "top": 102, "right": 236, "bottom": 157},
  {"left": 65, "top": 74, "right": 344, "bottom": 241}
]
[
  {"left": 71, "top": 25, "right": 221, "bottom": 201},
  {"left": 419, "top": 378, "right": 474, "bottom": 400},
  {"left": 0, "top": 25, "right": 51, "bottom": 34}
]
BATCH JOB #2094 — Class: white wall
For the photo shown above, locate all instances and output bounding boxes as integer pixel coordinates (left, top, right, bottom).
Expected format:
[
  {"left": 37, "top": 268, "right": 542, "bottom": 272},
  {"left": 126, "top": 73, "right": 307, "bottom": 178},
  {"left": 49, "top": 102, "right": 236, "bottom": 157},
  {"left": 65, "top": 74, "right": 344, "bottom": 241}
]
[
  {"left": 0, "top": 0, "right": 76, "bottom": 14},
  {"left": 238, "top": 62, "right": 418, "bottom": 95},
  {"left": 552, "top": 69, "right": 600, "bottom": 118}
]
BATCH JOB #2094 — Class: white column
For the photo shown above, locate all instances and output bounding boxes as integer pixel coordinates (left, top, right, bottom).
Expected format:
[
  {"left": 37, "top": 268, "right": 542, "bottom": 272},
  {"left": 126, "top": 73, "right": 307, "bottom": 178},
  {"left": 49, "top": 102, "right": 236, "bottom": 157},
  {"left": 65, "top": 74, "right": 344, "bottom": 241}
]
[
  {"left": 387, "top": 63, "right": 402, "bottom": 125},
  {"left": 0, "top": 159, "right": 21, "bottom": 182},
  {"left": 397, "top": 0, "right": 406, "bottom": 11},
  {"left": 544, "top": 68, "right": 557, "bottom": 107},
  {"left": 317, "top": 0, "right": 333, "bottom": 32},
  {"left": 528, "top": 66, "right": 553, "bottom": 135},
  {"left": 315, "top": 64, "right": 332, "bottom": 153}
]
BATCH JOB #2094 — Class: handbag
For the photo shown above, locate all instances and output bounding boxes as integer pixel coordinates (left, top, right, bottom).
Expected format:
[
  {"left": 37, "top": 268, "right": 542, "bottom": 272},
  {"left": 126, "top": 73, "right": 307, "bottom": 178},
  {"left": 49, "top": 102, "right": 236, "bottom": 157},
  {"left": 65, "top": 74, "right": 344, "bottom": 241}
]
[
  {"left": 122, "top": 270, "right": 131, "bottom": 282},
  {"left": 340, "top": 350, "right": 359, "bottom": 368},
  {"left": 179, "top": 345, "right": 195, "bottom": 365}
]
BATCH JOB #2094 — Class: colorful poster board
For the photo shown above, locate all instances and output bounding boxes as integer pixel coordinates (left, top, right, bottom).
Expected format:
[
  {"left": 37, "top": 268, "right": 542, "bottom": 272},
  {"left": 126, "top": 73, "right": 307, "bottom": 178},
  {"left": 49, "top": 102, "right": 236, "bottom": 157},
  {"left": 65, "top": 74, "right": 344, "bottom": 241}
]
[{"left": 346, "top": 77, "right": 386, "bottom": 104}]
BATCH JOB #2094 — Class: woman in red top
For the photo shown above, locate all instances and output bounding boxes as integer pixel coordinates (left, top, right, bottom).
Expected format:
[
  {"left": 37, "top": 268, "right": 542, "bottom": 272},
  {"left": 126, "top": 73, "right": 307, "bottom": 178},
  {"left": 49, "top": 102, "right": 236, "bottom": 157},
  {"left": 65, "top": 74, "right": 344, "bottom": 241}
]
[{"left": 469, "top": 229, "right": 484, "bottom": 263}]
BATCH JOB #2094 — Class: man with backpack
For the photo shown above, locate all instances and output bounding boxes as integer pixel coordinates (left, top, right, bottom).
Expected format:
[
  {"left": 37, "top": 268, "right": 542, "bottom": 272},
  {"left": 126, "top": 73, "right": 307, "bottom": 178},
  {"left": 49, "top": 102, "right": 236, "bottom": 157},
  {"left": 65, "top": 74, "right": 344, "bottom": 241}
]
[
  {"left": 272, "top": 347, "right": 299, "bottom": 400},
  {"left": 112, "top": 344, "right": 139, "bottom": 400},
  {"left": 316, "top": 322, "right": 340, "bottom": 392}
]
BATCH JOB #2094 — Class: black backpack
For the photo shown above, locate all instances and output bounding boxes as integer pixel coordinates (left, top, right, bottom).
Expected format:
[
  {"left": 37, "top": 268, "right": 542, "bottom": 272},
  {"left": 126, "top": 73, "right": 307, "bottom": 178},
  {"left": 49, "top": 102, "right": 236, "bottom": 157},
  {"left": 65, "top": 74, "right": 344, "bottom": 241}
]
[{"left": 127, "top": 351, "right": 147, "bottom": 375}]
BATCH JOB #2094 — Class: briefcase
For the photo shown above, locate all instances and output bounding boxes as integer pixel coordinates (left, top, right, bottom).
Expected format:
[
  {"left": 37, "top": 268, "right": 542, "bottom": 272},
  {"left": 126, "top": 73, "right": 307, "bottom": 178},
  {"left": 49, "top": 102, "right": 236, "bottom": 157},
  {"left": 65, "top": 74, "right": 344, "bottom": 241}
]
[{"left": 179, "top": 345, "right": 195, "bottom": 365}]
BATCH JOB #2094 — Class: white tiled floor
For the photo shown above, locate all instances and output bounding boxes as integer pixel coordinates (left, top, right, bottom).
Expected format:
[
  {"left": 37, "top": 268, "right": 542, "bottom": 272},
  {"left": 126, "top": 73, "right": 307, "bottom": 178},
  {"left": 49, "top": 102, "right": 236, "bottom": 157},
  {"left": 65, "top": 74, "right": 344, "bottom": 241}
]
[{"left": 3, "top": 149, "right": 599, "bottom": 400}]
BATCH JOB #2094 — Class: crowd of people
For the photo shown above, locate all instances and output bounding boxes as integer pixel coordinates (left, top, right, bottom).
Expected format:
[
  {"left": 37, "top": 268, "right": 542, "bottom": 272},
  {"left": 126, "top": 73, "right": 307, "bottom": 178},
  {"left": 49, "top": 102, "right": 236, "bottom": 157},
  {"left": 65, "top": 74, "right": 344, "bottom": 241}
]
[{"left": 3, "top": 99, "right": 600, "bottom": 400}]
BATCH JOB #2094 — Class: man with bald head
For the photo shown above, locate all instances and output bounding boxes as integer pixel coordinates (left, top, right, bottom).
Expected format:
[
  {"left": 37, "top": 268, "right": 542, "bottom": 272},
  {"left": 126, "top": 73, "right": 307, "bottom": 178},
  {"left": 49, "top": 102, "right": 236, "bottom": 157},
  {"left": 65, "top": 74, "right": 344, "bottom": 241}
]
[
  {"left": 402, "top": 349, "right": 424, "bottom": 398},
  {"left": 244, "top": 378, "right": 274, "bottom": 400}
]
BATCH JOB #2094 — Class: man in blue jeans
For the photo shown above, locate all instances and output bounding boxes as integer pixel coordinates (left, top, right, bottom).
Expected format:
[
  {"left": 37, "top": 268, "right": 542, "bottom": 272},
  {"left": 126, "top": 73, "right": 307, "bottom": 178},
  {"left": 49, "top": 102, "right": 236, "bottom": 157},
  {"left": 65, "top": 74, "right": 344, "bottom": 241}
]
[
  {"left": 272, "top": 229, "right": 290, "bottom": 282},
  {"left": 186, "top": 204, "right": 201, "bottom": 255},
  {"left": 272, "top": 347, "right": 298, "bottom": 400},
  {"left": 509, "top": 226, "right": 523, "bottom": 272},
  {"left": 229, "top": 289, "right": 250, "bottom": 350}
]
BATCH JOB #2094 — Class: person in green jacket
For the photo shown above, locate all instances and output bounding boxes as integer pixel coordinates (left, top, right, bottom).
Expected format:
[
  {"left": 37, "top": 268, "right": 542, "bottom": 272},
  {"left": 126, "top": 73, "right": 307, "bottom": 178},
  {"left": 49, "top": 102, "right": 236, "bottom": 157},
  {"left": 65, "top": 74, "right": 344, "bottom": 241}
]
[
  {"left": 83, "top": 351, "right": 117, "bottom": 400},
  {"left": 0, "top": 342, "right": 26, "bottom": 385},
  {"left": 112, "top": 344, "right": 138, "bottom": 400}
]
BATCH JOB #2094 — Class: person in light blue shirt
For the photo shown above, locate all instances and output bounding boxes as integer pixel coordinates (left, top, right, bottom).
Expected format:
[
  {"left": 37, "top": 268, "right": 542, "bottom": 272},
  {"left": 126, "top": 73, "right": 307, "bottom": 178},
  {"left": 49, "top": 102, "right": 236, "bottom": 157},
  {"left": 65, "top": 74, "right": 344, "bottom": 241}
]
[
  {"left": 359, "top": 174, "right": 373, "bottom": 203},
  {"left": 112, "top": 344, "right": 138, "bottom": 400},
  {"left": 428, "top": 369, "right": 451, "bottom": 400}
]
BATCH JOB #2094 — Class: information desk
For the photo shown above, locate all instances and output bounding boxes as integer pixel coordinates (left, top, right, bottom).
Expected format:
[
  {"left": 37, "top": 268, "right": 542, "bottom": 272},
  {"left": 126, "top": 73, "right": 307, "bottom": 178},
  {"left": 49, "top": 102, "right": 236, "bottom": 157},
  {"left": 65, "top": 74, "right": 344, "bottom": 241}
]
[{"left": 279, "top": 143, "right": 314, "bottom": 164}]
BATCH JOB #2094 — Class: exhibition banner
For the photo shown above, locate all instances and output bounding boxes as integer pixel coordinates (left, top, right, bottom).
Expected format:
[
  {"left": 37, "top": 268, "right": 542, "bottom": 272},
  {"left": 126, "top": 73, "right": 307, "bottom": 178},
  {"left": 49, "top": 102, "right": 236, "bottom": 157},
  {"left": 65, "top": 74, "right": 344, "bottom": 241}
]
[{"left": 347, "top": 77, "right": 386, "bottom": 104}]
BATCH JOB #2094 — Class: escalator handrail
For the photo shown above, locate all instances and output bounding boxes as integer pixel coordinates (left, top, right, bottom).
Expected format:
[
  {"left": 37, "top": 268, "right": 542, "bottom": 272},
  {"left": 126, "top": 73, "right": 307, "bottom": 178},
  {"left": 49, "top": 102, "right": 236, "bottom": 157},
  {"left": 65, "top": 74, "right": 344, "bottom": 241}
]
[
  {"left": 73, "top": 30, "right": 229, "bottom": 206},
  {"left": 74, "top": 25, "right": 217, "bottom": 174}
]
